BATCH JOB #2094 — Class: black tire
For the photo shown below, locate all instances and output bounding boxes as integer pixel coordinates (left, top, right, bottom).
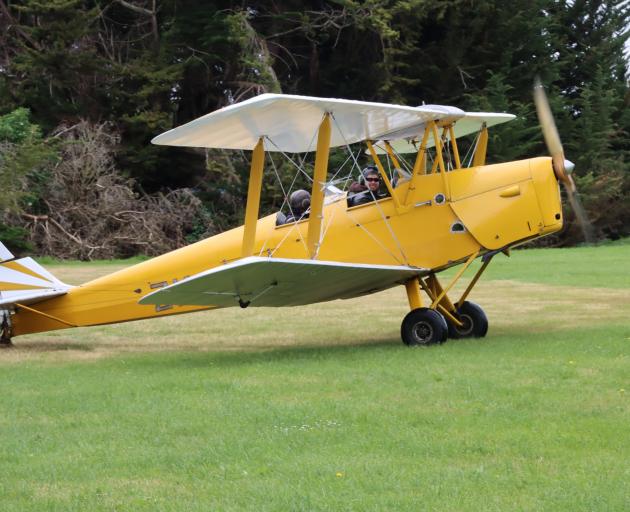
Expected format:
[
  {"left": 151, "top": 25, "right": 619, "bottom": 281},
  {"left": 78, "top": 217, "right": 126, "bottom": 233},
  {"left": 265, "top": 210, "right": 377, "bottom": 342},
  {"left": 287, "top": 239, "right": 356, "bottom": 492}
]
[
  {"left": 447, "top": 301, "right": 488, "bottom": 339},
  {"left": 401, "top": 308, "right": 448, "bottom": 346}
]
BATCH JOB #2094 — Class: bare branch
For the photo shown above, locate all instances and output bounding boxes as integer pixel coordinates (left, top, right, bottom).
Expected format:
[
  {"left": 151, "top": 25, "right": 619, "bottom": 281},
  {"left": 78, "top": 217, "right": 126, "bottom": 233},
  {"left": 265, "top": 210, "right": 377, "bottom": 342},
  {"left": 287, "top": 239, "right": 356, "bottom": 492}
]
[{"left": 10, "top": 122, "right": 214, "bottom": 260}]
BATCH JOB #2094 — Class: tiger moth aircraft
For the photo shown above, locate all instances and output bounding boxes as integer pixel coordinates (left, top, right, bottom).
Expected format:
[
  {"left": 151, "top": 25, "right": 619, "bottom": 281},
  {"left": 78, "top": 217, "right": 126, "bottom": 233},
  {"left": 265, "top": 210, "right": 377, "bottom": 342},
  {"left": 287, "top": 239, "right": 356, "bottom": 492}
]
[{"left": 0, "top": 83, "right": 588, "bottom": 347}]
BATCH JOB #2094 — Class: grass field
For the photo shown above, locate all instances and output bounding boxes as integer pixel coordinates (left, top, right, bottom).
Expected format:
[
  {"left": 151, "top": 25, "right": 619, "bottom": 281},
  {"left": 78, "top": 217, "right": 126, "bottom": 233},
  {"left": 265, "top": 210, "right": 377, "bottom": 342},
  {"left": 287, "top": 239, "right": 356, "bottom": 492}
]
[{"left": 1, "top": 241, "right": 629, "bottom": 511}]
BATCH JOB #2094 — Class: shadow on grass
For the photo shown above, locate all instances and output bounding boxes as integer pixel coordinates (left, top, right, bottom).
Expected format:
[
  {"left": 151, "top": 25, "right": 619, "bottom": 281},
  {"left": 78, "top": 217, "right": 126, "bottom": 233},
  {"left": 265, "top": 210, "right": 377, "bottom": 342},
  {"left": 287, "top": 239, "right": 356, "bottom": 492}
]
[
  {"left": 8, "top": 340, "right": 95, "bottom": 352},
  {"left": 7, "top": 330, "right": 513, "bottom": 367},
  {"left": 11, "top": 322, "right": 582, "bottom": 366},
  {"left": 5, "top": 334, "right": 406, "bottom": 366},
  {"left": 131, "top": 322, "right": 630, "bottom": 371},
  {"left": 128, "top": 337, "right": 445, "bottom": 370}
]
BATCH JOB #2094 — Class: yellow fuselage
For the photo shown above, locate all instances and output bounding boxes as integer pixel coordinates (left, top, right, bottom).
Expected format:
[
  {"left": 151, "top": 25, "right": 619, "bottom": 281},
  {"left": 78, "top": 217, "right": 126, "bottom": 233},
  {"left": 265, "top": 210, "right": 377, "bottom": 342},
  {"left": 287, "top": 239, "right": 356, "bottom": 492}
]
[{"left": 12, "top": 157, "right": 562, "bottom": 337}]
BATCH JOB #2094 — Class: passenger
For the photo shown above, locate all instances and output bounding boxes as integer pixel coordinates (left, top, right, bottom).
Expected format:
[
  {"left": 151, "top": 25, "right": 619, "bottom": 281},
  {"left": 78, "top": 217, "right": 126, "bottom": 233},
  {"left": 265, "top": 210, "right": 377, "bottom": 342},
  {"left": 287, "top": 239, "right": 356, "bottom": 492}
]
[
  {"left": 284, "top": 189, "right": 311, "bottom": 223},
  {"left": 348, "top": 166, "right": 388, "bottom": 207}
]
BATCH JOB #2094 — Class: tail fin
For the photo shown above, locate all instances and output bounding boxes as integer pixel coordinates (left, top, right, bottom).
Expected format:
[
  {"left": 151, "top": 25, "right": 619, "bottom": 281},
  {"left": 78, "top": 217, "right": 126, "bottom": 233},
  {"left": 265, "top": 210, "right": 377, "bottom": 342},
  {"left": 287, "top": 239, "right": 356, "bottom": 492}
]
[
  {"left": 0, "top": 241, "right": 13, "bottom": 263},
  {"left": 0, "top": 243, "right": 72, "bottom": 307}
]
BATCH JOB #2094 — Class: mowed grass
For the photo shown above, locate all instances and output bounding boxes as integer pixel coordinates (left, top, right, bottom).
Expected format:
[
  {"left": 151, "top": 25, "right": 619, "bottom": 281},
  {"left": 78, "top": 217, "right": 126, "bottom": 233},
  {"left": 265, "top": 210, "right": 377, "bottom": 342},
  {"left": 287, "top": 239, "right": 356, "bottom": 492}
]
[{"left": 1, "top": 241, "right": 629, "bottom": 511}]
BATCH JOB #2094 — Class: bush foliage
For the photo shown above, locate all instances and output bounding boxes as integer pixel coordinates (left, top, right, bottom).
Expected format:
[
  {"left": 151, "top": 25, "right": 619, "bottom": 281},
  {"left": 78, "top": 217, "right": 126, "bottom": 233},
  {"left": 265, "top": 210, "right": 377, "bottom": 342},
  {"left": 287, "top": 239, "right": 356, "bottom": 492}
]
[{"left": 0, "top": 0, "right": 628, "bottom": 254}]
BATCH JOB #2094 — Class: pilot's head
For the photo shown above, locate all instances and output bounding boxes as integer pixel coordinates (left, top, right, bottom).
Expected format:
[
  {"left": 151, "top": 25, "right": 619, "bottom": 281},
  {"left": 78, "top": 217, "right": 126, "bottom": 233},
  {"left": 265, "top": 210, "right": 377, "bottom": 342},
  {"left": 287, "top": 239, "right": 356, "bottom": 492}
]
[
  {"left": 362, "top": 166, "right": 381, "bottom": 193},
  {"left": 289, "top": 189, "right": 311, "bottom": 215}
]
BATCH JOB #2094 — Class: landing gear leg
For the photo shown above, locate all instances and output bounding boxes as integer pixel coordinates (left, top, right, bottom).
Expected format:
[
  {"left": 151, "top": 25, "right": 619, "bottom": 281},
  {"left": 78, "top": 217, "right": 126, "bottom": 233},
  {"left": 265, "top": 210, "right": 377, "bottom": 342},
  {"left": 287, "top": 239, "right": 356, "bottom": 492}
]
[
  {"left": 400, "top": 248, "right": 500, "bottom": 346},
  {"left": 422, "top": 251, "right": 495, "bottom": 340},
  {"left": 401, "top": 277, "right": 448, "bottom": 346},
  {"left": 403, "top": 248, "right": 499, "bottom": 344},
  {"left": 0, "top": 310, "right": 13, "bottom": 347},
  {"left": 422, "top": 273, "right": 489, "bottom": 340}
]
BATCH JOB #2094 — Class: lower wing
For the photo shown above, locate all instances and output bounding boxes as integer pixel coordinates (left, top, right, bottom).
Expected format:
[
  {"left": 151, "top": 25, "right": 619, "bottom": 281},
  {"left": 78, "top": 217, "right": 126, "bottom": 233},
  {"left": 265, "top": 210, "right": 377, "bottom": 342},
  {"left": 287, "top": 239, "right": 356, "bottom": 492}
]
[{"left": 139, "top": 257, "right": 428, "bottom": 308}]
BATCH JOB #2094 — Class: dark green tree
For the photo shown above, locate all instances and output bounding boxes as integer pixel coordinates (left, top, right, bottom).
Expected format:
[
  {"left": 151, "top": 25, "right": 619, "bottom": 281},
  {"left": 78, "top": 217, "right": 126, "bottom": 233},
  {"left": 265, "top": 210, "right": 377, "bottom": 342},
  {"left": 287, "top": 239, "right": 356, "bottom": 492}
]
[{"left": 0, "top": 0, "right": 628, "bottom": 249}]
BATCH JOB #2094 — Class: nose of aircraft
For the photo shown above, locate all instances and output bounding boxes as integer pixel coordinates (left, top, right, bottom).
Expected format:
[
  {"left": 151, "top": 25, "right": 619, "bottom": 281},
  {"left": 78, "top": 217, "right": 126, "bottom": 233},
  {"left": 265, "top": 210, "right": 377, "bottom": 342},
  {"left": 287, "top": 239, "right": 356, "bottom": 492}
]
[
  {"left": 564, "top": 159, "right": 575, "bottom": 174},
  {"left": 533, "top": 79, "right": 594, "bottom": 243}
]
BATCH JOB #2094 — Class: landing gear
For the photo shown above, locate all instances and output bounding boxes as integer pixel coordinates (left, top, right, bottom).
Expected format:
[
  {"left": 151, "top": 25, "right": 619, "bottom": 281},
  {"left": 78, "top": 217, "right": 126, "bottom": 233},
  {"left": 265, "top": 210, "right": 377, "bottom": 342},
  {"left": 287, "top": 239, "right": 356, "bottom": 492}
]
[
  {"left": 401, "top": 308, "right": 448, "bottom": 346},
  {"left": 0, "top": 309, "right": 13, "bottom": 347},
  {"left": 401, "top": 250, "right": 497, "bottom": 347},
  {"left": 447, "top": 301, "right": 488, "bottom": 339}
]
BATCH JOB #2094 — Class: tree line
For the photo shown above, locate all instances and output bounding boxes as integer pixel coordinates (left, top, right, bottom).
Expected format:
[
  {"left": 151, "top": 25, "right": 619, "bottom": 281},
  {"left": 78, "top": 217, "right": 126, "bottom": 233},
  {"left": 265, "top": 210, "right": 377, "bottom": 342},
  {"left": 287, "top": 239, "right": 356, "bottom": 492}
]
[{"left": 0, "top": 0, "right": 628, "bottom": 258}]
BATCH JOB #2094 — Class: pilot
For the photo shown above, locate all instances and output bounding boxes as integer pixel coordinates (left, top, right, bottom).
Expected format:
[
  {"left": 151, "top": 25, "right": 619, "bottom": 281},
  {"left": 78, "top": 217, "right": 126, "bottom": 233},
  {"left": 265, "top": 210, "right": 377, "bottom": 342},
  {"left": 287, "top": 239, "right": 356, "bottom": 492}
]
[
  {"left": 348, "top": 166, "right": 388, "bottom": 207},
  {"left": 348, "top": 180, "right": 367, "bottom": 195},
  {"left": 284, "top": 189, "right": 311, "bottom": 223}
]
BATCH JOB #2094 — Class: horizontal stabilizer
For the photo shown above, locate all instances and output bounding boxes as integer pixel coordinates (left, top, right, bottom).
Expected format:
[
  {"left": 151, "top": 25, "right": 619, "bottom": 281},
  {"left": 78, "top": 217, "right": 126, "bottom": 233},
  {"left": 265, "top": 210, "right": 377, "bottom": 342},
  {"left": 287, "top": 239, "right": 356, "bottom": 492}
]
[
  {"left": 139, "top": 257, "right": 427, "bottom": 308},
  {"left": 0, "top": 257, "right": 72, "bottom": 307}
]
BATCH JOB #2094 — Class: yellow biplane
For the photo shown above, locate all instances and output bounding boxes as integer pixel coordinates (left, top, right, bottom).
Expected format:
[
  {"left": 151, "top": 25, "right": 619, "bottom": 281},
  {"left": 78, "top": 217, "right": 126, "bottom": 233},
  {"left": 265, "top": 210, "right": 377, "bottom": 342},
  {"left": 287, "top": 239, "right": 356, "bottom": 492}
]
[{"left": 0, "top": 83, "right": 585, "bottom": 346}]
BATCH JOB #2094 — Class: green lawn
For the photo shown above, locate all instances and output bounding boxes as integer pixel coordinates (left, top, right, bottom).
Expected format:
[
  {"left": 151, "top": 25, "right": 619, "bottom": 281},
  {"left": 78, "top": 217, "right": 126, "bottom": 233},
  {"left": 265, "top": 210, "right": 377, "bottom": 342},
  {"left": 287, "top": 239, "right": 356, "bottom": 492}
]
[{"left": 1, "top": 242, "right": 629, "bottom": 511}]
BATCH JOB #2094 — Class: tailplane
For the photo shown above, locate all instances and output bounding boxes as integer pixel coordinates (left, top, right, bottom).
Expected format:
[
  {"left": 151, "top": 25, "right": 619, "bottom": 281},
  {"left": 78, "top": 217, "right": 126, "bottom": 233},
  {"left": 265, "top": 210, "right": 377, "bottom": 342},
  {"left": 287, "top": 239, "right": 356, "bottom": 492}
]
[{"left": 0, "top": 242, "right": 72, "bottom": 308}]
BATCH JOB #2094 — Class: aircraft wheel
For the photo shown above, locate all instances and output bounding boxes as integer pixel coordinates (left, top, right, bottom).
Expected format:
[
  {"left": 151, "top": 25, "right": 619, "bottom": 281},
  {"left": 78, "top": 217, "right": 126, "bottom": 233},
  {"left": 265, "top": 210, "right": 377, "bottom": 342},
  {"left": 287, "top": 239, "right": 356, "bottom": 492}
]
[
  {"left": 401, "top": 308, "right": 448, "bottom": 346},
  {"left": 447, "top": 301, "right": 488, "bottom": 339}
]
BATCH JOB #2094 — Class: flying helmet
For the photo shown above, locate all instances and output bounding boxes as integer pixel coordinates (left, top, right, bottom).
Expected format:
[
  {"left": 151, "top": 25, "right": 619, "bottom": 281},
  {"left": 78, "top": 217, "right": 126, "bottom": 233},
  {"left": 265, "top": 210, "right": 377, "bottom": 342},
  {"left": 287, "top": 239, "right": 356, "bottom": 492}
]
[{"left": 289, "top": 189, "right": 311, "bottom": 213}]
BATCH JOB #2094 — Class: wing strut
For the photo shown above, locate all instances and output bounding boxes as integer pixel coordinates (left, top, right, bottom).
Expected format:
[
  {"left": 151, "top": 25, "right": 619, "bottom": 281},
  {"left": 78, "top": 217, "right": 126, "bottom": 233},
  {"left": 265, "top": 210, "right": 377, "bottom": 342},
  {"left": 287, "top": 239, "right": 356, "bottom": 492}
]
[
  {"left": 472, "top": 124, "right": 488, "bottom": 167},
  {"left": 366, "top": 140, "right": 401, "bottom": 210},
  {"left": 405, "top": 125, "right": 431, "bottom": 205},
  {"left": 242, "top": 138, "right": 265, "bottom": 257},
  {"left": 306, "top": 114, "right": 331, "bottom": 259},
  {"left": 430, "top": 122, "right": 451, "bottom": 200}
]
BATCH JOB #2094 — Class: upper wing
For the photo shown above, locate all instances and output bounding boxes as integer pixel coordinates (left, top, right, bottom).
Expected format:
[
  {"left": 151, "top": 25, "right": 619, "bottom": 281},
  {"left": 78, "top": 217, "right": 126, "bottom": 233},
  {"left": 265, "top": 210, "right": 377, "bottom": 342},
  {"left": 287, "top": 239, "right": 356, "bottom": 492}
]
[
  {"left": 151, "top": 94, "right": 465, "bottom": 153},
  {"left": 373, "top": 112, "right": 516, "bottom": 153},
  {"left": 139, "top": 257, "right": 427, "bottom": 308}
]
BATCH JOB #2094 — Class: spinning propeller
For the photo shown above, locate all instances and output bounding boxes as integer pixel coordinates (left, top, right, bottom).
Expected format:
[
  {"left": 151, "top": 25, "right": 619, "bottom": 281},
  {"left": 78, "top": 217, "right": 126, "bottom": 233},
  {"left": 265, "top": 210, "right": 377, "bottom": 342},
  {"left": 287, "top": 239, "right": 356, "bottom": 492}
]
[{"left": 533, "top": 78, "right": 594, "bottom": 243}]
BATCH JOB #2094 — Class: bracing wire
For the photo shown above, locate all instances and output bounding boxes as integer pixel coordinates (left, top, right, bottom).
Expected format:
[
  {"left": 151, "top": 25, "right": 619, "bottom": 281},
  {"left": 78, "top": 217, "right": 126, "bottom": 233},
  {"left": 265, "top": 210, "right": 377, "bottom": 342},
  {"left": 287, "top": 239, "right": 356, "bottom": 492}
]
[
  {"left": 270, "top": 212, "right": 310, "bottom": 258},
  {"left": 340, "top": 207, "right": 406, "bottom": 265},
  {"left": 336, "top": 120, "right": 408, "bottom": 262},
  {"left": 328, "top": 146, "right": 365, "bottom": 191},
  {"left": 331, "top": 114, "right": 365, "bottom": 178},
  {"left": 462, "top": 128, "right": 482, "bottom": 168},
  {"left": 265, "top": 137, "right": 313, "bottom": 183},
  {"left": 258, "top": 114, "right": 414, "bottom": 265},
  {"left": 331, "top": 113, "right": 409, "bottom": 264},
  {"left": 259, "top": 152, "right": 309, "bottom": 256}
]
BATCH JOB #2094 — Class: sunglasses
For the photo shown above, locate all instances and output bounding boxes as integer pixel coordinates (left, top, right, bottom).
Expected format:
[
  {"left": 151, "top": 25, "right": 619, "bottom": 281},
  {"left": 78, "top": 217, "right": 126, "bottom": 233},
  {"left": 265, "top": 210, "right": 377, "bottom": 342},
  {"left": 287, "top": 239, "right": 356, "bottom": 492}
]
[{"left": 365, "top": 177, "right": 380, "bottom": 183}]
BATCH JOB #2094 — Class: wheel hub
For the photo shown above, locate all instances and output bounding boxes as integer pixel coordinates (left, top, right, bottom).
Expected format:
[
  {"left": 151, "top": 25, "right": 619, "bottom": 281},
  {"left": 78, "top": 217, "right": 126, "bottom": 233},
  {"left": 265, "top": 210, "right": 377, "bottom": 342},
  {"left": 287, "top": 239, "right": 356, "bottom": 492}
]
[
  {"left": 455, "top": 314, "right": 474, "bottom": 336},
  {"left": 412, "top": 321, "right": 433, "bottom": 344}
]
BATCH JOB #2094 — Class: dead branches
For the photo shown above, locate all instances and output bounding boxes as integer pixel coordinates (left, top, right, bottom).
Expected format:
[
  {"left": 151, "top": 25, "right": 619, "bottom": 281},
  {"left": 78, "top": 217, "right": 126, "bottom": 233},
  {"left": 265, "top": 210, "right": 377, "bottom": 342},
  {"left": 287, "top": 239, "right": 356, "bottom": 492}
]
[{"left": 19, "top": 122, "right": 213, "bottom": 260}]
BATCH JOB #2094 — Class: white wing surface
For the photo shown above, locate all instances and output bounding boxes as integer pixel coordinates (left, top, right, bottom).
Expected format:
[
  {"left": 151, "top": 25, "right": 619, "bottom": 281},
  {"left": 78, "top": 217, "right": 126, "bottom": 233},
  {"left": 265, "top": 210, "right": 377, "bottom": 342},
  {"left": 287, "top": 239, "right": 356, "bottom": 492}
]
[
  {"left": 0, "top": 257, "right": 73, "bottom": 307},
  {"left": 139, "top": 257, "right": 427, "bottom": 308},
  {"left": 375, "top": 112, "right": 516, "bottom": 153},
  {"left": 152, "top": 94, "right": 466, "bottom": 152}
]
